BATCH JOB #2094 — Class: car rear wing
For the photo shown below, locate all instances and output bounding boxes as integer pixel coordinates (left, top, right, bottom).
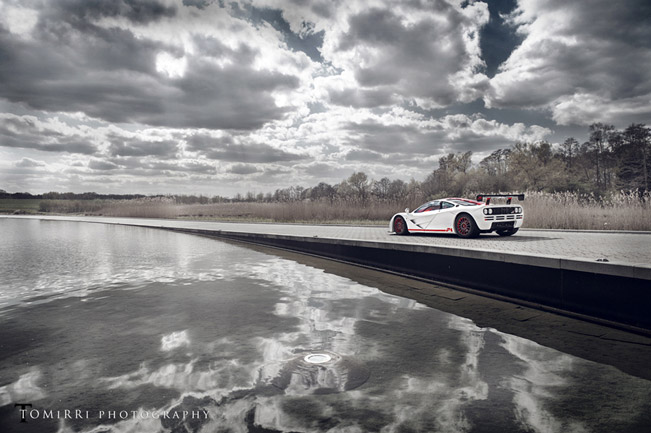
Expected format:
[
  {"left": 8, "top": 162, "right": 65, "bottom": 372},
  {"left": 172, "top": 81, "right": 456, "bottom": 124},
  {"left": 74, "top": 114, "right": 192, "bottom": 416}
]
[{"left": 476, "top": 193, "right": 525, "bottom": 205}]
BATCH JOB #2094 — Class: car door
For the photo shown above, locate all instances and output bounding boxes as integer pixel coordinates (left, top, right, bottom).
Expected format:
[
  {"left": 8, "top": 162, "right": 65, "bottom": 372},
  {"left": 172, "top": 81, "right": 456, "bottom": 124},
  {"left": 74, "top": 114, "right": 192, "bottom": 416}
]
[
  {"left": 410, "top": 201, "right": 440, "bottom": 229},
  {"left": 425, "top": 201, "right": 456, "bottom": 230}
]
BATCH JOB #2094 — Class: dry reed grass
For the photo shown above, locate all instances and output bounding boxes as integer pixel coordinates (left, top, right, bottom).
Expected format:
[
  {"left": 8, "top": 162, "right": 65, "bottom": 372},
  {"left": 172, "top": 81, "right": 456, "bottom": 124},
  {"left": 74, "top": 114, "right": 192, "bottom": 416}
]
[
  {"left": 520, "top": 190, "right": 651, "bottom": 230},
  {"left": 175, "top": 201, "right": 400, "bottom": 223},
  {"left": 39, "top": 191, "right": 651, "bottom": 230}
]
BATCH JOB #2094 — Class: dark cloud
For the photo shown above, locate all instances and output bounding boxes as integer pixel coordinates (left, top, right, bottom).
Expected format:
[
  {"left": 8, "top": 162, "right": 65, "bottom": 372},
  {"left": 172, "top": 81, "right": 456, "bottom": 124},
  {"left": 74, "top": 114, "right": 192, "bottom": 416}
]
[
  {"left": 85, "top": 157, "right": 217, "bottom": 175},
  {"left": 108, "top": 156, "right": 216, "bottom": 172},
  {"left": 331, "top": 3, "right": 487, "bottom": 107},
  {"left": 205, "top": 142, "right": 304, "bottom": 163},
  {"left": 108, "top": 136, "right": 179, "bottom": 158},
  {"left": 55, "top": 0, "right": 177, "bottom": 26},
  {"left": 182, "top": 0, "right": 211, "bottom": 9},
  {"left": 89, "top": 159, "right": 119, "bottom": 170},
  {"left": 344, "top": 149, "right": 385, "bottom": 162},
  {"left": 186, "top": 133, "right": 234, "bottom": 151},
  {"left": 487, "top": 0, "right": 651, "bottom": 124},
  {"left": 187, "top": 133, "right": 304, "bottom": 163},
  {"left": 151, "top": 161, "right": 216, "bottom": 174},
  {"left": 1, "top": 0, "right": 648, "bottom": 195},
  {"left": 344, "top": 120, "right": 439, "bottom": 155},
  {"left": 298, "top": 162, "right": 350, "bottom": 180},
  {"left": 343, "top": 114, "right": 548, "bottom": 159},
  {"left": 0, "top": 115, "right": 98, "bottom": 155},
  {"left": 0, "top": 3, "right": 299, "bottom": 131},
  {"left": 229, "top": 163, "right": 259, "bottom": 175}
]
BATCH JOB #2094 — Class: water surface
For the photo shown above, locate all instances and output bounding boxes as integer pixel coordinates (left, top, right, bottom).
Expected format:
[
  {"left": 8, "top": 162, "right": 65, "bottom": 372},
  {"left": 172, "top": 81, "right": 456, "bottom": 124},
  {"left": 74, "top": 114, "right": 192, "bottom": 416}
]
[{"left": 0, "top": 219, "right": 650, "bottom": 432}]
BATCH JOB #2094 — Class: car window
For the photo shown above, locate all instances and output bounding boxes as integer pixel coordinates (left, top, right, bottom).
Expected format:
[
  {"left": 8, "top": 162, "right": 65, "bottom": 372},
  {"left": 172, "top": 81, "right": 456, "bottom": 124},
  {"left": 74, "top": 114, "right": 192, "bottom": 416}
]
[
  {"left": 447, "top": 199, "right": 478, "bottom": 206},
  {"left": 441, "top": 201, "right": 455, "bottom": 209},
  {"left": 414, "top": 201, "right": 440, "bottom": 213}
]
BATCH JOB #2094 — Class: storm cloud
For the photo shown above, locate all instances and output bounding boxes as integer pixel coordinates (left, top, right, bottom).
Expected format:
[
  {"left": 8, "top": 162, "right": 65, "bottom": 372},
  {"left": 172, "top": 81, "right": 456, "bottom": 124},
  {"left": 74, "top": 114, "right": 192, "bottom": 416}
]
[
  {"left": 0, "top": 114, "right": 98, "bottom": 155},
  {"left": 187, "top": 133, "right": 305, "bottom": 163},
  {"left": 0, "top": 0, "right": 647, "bottom": 195},
  {"left": 486, "top": 0, "right": 651, "bottom": 125},
  {"left": 0, "top": 1, "right": 299, "bottom": 130}
]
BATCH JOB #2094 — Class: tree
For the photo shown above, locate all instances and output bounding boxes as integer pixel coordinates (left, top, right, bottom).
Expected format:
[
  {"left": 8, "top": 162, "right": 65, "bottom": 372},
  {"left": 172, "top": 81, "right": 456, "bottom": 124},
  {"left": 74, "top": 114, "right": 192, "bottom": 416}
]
[
  {"left": 372, "top": 177, "right": 391, "bottom": 200},
  {"left": 508, "top": 141, "right": 564, "bottom": 191},
  {"left": 479, "top": 149, "right": 512, "bottom": 191},
  {"left": 422, "top": 152, "right": 474, "bottom": 198},
  {"left": 617, "top": 123, "right": 651, "bottom": 191},
  {"left": 388, "top": 179, "right": 408, "bottom": 201},
  {"left": 585, "top": 123, "right": 617, "bottom": 190},
  {"left": 347, "top": 172, "right": 370, "bottom": 203},
  {"left": 310, "top": 182, "right": 337, "bottom": 202},
  {"left": 560, "top": 137, "right": 579, "bottom": 170}
]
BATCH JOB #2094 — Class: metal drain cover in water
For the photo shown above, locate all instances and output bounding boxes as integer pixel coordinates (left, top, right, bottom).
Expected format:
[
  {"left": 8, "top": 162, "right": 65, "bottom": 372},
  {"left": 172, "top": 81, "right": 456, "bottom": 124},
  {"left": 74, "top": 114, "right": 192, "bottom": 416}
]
[
  {"left": 303, "top": 353, "right": 332, "bottom": 364},
  {"left": 271, "top": 351, "right": 369, "bottom": 395}
]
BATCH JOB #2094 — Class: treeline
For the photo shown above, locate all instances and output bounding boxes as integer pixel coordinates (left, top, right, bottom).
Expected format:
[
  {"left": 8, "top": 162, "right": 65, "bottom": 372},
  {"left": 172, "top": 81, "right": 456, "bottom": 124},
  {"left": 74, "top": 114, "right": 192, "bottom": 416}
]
[
  {"left": 2, "top": 122, "right": 648, "bottom": 206},
  {"left": 0, "top": 190, "right": 228, "bottom": 205},
  {"left": 246, "top": 122, "right": 650, "bottom": 205},
  {"left": 0, "top": 191, "right": 149, "bottom": 200}
]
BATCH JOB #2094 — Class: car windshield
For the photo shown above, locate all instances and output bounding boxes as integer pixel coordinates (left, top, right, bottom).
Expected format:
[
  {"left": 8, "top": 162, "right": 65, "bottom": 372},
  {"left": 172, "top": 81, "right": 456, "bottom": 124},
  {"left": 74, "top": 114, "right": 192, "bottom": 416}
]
[{"left": 447, "top": 199, "right": 478, "bottom": 206}]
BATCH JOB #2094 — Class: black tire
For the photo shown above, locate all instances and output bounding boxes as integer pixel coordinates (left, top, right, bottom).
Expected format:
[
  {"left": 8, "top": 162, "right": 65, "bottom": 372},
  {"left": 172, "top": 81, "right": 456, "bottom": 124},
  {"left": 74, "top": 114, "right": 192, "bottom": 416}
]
[
  {"left": 455, "top": 214, "right": 479, "bottom": 238},
  {"left": 393, "top": 216, "right": 409, "bottom": 235},
  {"left": 496, "top": 228, "right": 519, "bottom": 237}
]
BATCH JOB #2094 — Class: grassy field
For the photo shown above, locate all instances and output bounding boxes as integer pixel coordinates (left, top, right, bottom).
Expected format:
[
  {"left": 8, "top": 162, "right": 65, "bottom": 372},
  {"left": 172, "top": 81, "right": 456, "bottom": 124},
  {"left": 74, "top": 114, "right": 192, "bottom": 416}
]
[
  {"left": 0, "top": 199, "right": 42, "bottom": 214},
  {"left": 2, "top": 191, "right": 650, "bottom": 230}
]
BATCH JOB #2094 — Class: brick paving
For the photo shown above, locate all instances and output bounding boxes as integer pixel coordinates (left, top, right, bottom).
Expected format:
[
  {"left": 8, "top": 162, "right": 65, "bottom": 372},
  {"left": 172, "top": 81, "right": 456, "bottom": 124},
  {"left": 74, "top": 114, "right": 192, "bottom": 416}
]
[{"left": 5, "top": 215, "right": 650, "bottom": 268}]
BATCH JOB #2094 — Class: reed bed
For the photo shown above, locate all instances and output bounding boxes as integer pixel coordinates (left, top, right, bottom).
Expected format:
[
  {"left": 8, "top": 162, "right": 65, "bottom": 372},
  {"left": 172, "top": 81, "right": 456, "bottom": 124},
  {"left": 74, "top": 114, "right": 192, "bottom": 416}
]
[
  {"left": 519, "top": 190, "right": 651, "bottom": 231},
  {"left": 175, "top": 201, "right": 401, "bottom": 224},
  {"left": 35, "top": 190, "right": 651, "bottom": 230},
  {"left": 96, "top": 197, "right": 179, "bottom": 218}
]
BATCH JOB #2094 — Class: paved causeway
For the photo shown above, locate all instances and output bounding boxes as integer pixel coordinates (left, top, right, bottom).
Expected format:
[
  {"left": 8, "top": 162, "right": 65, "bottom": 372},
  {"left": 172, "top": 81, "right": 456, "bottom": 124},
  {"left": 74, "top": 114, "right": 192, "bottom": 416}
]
[{"left": 4, "top": 215, "right": 650, "bottom": 268}]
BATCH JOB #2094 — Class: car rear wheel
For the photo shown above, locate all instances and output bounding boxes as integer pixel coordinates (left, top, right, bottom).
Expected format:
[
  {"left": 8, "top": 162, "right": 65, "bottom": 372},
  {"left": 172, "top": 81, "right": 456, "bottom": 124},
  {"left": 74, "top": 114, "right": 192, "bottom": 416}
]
[
  {"left": 496, "top": 228, "right": 519, "bottom": 236},
  {"left": 393, "top": 216, "right": 408, "bottom": 235},
  {"left": 455, "top": 214, "right": 479, "bottom": 238}
]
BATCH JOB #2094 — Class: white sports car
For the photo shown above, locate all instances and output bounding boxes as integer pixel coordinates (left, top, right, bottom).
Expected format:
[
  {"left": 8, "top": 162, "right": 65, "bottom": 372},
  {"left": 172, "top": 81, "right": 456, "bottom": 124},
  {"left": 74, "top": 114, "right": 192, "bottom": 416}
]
[{"left": 389, "top": 194, "right": 524, "bottom": 238}]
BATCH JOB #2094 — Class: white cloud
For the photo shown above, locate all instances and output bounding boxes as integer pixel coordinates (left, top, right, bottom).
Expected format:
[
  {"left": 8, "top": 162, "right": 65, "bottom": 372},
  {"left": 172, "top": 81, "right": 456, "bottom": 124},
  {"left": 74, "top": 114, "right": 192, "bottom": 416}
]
[
  {"left": 316, "top": 1, "right": 490, "bottom": 109},
  {"left": 1, "top": 4, "right": 38, "bottom": 38},
  {"left": 14, "top": 157, "right": 45, "bottom": 168},
  {"left": 486, "top": 0, "right": 651, "bottom": 126},
  {"left": 155, "top": 52, "right": 187, "bottom": 78}
]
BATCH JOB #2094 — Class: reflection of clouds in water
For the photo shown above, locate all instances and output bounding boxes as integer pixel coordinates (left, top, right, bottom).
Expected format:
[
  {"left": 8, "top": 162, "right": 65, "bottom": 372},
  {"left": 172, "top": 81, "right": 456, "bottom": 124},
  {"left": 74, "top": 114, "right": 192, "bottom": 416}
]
[
  {"left": 88, "top": 255, "right": 439, "bottom": 432},
  {"left": 101, "top": 339, "right": 258, "bottom": 397},
  {"left": 87, "top": 255, "right": 509, "bottom": 432},
  {"left": 0, "top": 220, "right": 231, "bottom": 310},
  {"left": 239, "top": 257, "right": 424, "bottom": 358},
  {"left": 102, "top": 361, "right": 214, "bottom": 391},
  {"left": 376, "top": 315, "right": 489, "bottom": 433},
  {"left": 0, "top": 368, "right": 46, "bottom": 406},
  {"left": 14, "top": 241, "right": 648, "bottom": 433},
  {"left": 498, "top": 332, "right": 588, "bottom": 433},
  {"left": 161, "top": 330, "right": 190, "bottom": 351}
]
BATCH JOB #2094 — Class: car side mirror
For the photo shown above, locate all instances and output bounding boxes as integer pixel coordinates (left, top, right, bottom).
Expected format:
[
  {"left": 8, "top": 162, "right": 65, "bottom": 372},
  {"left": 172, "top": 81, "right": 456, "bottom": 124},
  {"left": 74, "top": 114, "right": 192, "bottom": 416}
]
[
  {"left": 440, "top": 203, "right": 444, "bottom": 209},
  {"left": 405, "top": 208, "right": 410, "bottom": 213}
]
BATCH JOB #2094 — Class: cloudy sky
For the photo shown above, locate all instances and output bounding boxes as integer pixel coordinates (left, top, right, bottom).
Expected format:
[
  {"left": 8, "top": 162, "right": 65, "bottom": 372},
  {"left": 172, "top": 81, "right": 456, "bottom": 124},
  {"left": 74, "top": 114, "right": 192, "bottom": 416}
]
[{"left": 1, "top": 0, "right": 650, "bottom": 196}]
